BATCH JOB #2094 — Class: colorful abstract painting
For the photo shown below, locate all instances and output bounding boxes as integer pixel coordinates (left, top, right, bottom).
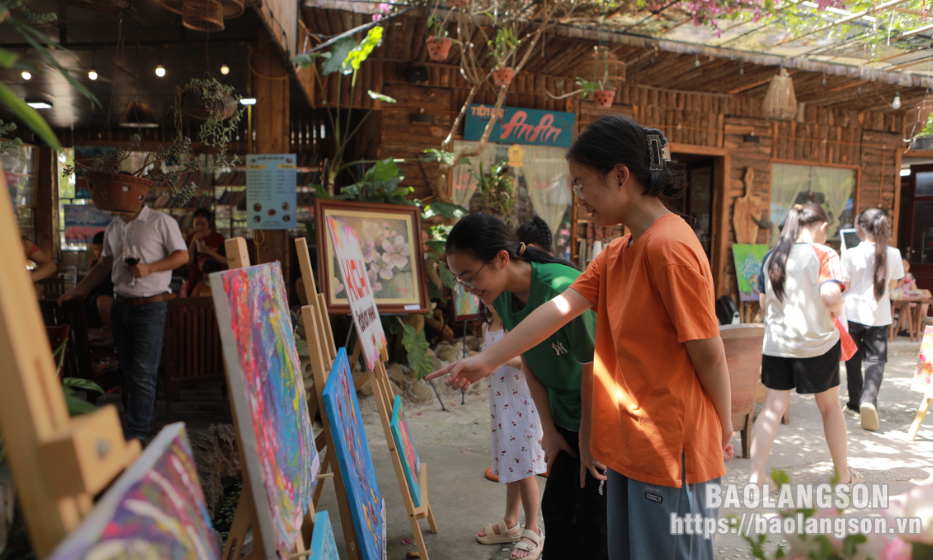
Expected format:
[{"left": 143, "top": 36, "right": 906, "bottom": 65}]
[
  {"left": 913, "top": 326, "right": 933, "bottom": 396},
  {"left": 452, "top": 283, "right": 482, "bottom": 321},
  {"left": 322, "top": 348, "right": 386, "bottom": 560},
  {"left": 308, "top": 510, "right": 340, "bottom": 560},
  {"left": 64, "top": 204, "right": 113, "bottom": 243},
  {"left": 46, "top": 423, "right": 220, "bottom": 560},
  {"left": 732, "top": 244, "right": 769, "bottom": 302},
  {"left": 390, "top": 395, "right": 422, "bottom": 507},
  {"left": 210, "top": 262, "right": 320, "bottom": 560},
  {"left": 326, "top": 216, "right": 389, "bottom": 371}
]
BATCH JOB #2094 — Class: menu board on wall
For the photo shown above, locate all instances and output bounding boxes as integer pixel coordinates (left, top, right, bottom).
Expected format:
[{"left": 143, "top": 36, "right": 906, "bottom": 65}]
[
  {"left": 246, "top": 154, "right": 297, "bottom": 230},
  {"left": 463, "top": 104, "right": 576, "bottom": 148}
]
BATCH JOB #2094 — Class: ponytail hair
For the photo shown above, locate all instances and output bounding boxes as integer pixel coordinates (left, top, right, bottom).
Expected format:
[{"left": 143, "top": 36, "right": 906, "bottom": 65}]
[
  {"left": 516, "top": 215, "right": 553, "bottom": 254},
  {"left": 857, "top": 208, "right": 891, "bottom": 301},
  {"left": 768, "top": 203, "right": 829, "bottom": 302},
  {"left": 565, "top": 114, "right": 685, "bottom": 200},
  {"left": 446, "top": 213, "right": 576, "bottom": 269}
]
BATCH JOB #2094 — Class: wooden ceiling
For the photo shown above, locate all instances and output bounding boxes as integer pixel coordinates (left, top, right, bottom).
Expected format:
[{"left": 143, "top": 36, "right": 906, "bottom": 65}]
[{"left": 302, "top": 6, "right": 927, "bottom": 115}]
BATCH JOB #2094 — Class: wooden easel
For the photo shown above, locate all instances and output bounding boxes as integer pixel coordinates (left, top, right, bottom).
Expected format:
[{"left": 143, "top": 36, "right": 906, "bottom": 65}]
[
  {"left": 220, "top": 237, "right": 316, "bottom": 560},
  {"left": 295, "top": 238, "right": 438, "bottom": 560},
  {"left": 908, "top": 395, "right": 932, "bottom": 442},
  {"left": 0, "top": 174, "right": 140, "bottom": 558}
]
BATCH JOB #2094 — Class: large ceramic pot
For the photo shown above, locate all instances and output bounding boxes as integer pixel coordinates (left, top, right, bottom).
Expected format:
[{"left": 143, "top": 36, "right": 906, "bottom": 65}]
[
  {"left": 492, "top": 67, "right": 514, "bottom": 87},
  {"left": 180, "top": 87, "right": 238, "bottom": 121},
  {"left": 426, "top": 37, "right": 453, "bottom": 61},
  {"left": 593, "top": 89, "right": 616, "bottom": 108},
  {"left": 86, "top": 172, "right": 154, "bottom": 213}
]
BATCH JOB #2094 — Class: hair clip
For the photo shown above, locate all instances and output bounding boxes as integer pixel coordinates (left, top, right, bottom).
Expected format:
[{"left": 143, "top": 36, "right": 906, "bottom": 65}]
[{"left": 647, "top": 134, "right": 664, "bottom": 171}]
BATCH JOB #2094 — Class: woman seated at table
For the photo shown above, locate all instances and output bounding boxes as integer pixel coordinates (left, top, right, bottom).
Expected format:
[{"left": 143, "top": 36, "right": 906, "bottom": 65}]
[
  {"left": 895, "top": 258, "right": 931, "bottom": 336},
  {"left": 182, "top": 208, "right": 227, "bottom": 297}
]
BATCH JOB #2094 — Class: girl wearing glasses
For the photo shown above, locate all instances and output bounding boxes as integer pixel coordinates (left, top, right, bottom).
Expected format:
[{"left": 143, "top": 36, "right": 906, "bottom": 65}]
[
  {"left": 431, "top": 115, "right": 733, "bottom": 560},
  {"left": 445, "top": 213, "right": 605, "bottom": 560}
]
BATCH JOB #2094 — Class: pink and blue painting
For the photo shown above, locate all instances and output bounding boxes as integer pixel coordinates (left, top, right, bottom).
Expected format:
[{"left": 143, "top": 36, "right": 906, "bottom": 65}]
[
  {"left": 322, "top": 347, "right": 386, "bottom": 560},
  {"left": 46, "top": 423, "right": 220, "bottom": 560},
  {"left": 210, "top": 262, "right": 320, "bottom": 560},
  {"left": 390, "top": 395, "right": 422, "bottom": 507},
  {"left": 308, "top": 510, "right": 340, "bottom": 560}
]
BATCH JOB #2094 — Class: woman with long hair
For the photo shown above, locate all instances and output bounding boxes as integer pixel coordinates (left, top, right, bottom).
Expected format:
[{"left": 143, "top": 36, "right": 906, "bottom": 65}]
[
  {"left": 431, "top": 115, "right": 732, "bottom": 560},
  {"left": 516, "top": 216, "right": 553, "bottom": 254},
  {"left": 841, "top": 208, "right": 903, "bottom": 431},
  {"left": 749, "top": 204, "right": 861, "bottom": 485},
  {"left": 445, "top": 212, "right": 604, "bottom": 560}
]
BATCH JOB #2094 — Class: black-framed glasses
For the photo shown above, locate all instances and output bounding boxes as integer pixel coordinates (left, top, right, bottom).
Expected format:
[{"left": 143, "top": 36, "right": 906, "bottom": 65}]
[{"left": 455, "top": 259, "right": 491, "bottom": 290}]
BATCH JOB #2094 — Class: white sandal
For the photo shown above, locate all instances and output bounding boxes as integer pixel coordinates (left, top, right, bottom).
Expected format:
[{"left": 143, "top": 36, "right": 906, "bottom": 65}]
[
  {"left": 510, "top": 529, "right": 544, "bottom": 560},
  {"left": 476, "top": 519, "right": 521, "bottom": 544}
]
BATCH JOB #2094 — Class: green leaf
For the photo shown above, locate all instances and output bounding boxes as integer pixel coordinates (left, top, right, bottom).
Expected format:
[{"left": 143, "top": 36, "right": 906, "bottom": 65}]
[
  {"left": 64, "top": 393, "right": 97, "bottom": 416},
  {"left": 367, "top": 90, "right": 396, "bottom": 103},
  {"left": 311, "top": 183, "right": 332, "bottom": 200},
  {"left": 0, "top": 83, "right": 60, "bottom": 149},
  {"left": 292, "top": 51, "right": 328, "bottom": 68},
  {"left": 439, "top": 263, "right": 457, "bottom": 288},
  {"left": 0, "top": 50, "right": 18, "bottom": 68},
  {"left": 402, "top": 324, "right": 433, "bottom": 380},
  {"left": 62, "top": 377, "right": 105, "bottom": 394},
  {"left": 372, "top": 158, "right": 401, "bottom": 182},
  {"left": 428, "top": 282, "right": 445, "bottom": 300},
  {"left": 322, "top": 37, "right": 357, "bottom": 76},
  {"left": 426, "top": 201, "right": 468, "bottom": 220},
  {"left": 382, "top": 316, "right": 403, "bottom": 335},
  {"left": 423, "top": 149, "right": 456, "bottom": 165},
  {"left": 345, "top": 26, "right": 383, "bottom": 71}
]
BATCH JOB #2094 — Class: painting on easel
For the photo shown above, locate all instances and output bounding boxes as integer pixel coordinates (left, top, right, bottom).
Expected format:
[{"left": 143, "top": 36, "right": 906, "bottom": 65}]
[
  {"left": 210, "top": 262, "right": 320, "bottom": 560},
  {"left": 322, "top": 347, "right": 386, "bottom": 560},
  {"left": 732, "top": 244, "right": 769, "bottom": 302},
  {"left": 308, "top": 510, "right": 340, "bottom": 560},
  {"left": 912, "top": 326, "right": 933, "bottom": 395},
  {"left": 46, "top": 423, "right": 219, "bottom": 560},
  {"left": 452, "top": 283, "right": 482, "bottom": 322},
  {"left": 390, "top": 395, "right": 422, "bottom": 507}
]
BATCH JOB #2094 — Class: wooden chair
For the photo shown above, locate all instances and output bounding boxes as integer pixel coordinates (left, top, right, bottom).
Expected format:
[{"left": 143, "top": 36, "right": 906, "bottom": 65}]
[
  {"left": 39, "top": 298, "right": 120, "bottom": 397},
  {"left": 36, "top": 276, "right": 66, "bottom": 300},
  {"left": 159, "top": 297, "right": 226, "bottom": 421},
  {"left": 721, "top": 323, "right": 764, "bottom": 459}
]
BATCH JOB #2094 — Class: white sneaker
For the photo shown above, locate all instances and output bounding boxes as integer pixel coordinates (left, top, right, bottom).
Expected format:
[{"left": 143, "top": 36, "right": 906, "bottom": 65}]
[{"left": 861, "top": 403, "right": 879, "bottom": 431}]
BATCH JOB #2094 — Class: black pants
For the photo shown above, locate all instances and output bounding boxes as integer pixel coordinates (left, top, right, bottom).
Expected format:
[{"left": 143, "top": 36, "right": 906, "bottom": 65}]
[
  {"left": 845, "top": 321, "right": 889, "bottom": 411},
  {"left": 541, "top": 425, "right": 609, "bottom": 560}
]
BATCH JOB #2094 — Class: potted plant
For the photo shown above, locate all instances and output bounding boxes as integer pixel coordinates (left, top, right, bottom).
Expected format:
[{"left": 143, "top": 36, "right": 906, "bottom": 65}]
[
  {"left": 471, "top": 160, "right": 515, "bottom": 221},
  {"left": 426, "top": 14, "right": 454, "bottom": 61},
  {"left": 546, "top": 46, "right": 616, "bottom": 108},
  {"left": 178, "top": 76, "right": 239, "bottom": 121},
  {"left": 488, "top": 27, "right": 519, "bottom": 87},
  {"left": 66, "top": 135, "right": 201, "bottom": 213}
]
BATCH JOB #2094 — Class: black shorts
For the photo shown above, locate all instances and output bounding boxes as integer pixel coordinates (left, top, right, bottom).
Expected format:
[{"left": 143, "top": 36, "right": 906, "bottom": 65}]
[{"left": 762, "top": 340, "right": 841, "bottom": 394}]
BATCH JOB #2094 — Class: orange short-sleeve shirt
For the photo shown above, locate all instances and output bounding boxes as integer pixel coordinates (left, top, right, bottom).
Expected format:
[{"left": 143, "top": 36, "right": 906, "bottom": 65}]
[{"left": 570, "top": 214, "right": 725, "bottom": 487}]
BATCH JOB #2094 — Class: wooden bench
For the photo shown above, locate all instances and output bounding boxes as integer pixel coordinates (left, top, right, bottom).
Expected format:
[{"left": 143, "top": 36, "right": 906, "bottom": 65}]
[
  {"left": 721, "top": 323, "right": 764, "bottom": 459},
  {"left": 159, "top": 297, "right": 226, "bottom": 421}
]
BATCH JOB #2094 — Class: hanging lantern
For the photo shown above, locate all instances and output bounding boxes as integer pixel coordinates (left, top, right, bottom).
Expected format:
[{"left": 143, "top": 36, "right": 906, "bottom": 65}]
[
  {"left": 763, "top": 68, "right": 798, "bottom": 121},
  {"left": 183, "top": 0, "right": 224, "bottom": 32},
  {"left": 161, "top": 0, "right": 183, "bottom": 14}
]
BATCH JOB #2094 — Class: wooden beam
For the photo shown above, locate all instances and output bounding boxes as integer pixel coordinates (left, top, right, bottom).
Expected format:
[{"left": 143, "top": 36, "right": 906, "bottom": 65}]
[
  {"left": 728, "top": 70, "right": 798, "bottom": 95},
  {"left": 34, "top": 146, "right": 58, "bottom": 257}
]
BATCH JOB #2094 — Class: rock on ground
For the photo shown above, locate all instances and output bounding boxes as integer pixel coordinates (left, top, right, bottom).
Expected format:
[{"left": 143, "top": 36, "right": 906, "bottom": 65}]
[{"left": 188, "top": 424, "right": 241, "bottom": 517}]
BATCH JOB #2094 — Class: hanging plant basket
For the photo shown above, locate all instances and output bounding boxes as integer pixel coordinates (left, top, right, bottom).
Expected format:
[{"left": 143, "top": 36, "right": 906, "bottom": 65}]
[
  {"left": 492, "top": 67, "right": 514, "bottom": 87},
  {"left": 86, "top": 172, "right": 154, "bottom": 214},
  {"left": 57, "top": 0, "right": 131, "bottom": 11},
  {"left": 426, "top": 37, "right": 453, "bottom": 62},
  {"left": 180, "top": 86, "right": 238, "bottom": 121},
  {"left": 447, "top": 0, "right": 469, "bottom": 8},
  {"left": 763, "top": 68, "right": 797, "bottom": 121},
  {"left": 593, "top": 89, "right": 615, "bottom": 108},
  {"left": 183, "top": 0, "right": 224, "bottom": 33}
]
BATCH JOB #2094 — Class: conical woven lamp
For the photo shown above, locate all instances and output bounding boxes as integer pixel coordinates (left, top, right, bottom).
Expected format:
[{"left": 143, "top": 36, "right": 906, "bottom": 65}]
[
  {"left": 183, "top": 0, "right": 224, "bottom": 32},
  {"left": 161, "top": 0, "right": 183, "bottom": 15},
  {"left": 218, "top": 0, "right": 244, "bottom": 18},
  {"left": 763, "top": 68, "right": 798, "bottom": 121},
  {"left": 119, "top": 98, "right": 159, "bottom": 128}
]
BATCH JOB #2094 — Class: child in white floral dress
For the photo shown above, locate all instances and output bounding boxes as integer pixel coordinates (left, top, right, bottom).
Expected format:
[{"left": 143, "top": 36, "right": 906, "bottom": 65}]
[{"left": 476, "top": 306, "right": 547, "bottom": 559}]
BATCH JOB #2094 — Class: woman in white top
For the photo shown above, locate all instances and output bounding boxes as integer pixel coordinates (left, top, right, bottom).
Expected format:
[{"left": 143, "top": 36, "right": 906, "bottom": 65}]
[{"left": 841, "top": 208, "right": 904, "bottom": 432}]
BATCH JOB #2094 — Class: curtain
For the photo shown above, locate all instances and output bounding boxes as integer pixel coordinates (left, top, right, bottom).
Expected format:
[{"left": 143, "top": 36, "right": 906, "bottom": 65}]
[
  {"left": 450, "top": 141, "right": 496, "bottom": 209},
  {"left": 769, "top": 164, "right": 811, "bottom": 245},
  {"left": 770, "top": 163, "right": 856, "bottom": 245},
  {"left": 813, "top": 166, "right": 856, "bottom": 239},
  {"left": 519, "top": 145, "right": 572, "bottom": 236}
]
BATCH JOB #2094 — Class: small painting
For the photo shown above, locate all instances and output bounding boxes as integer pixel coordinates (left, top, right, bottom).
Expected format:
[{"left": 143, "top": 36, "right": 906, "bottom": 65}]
[
  {"left": 46, "top": 423, "right": 220, "bottom": 560},
  {"left": 322, "top": 348, "right": 386, "bottom": 560},
  {"left": 912, "top": 326, "right": 933, "bottom": 396},
  {"left": 390, "top": 395, "right": 422, "bottom": 507},
  {"left": 64, "top": 204, "right": 113, "bottom": 244},
  {"left": 210, "top": 262, "right": 319, "bottom": 560},
  {"left": 308, "top": 510, "right": 340, "bottom": 560},
  {"left": 732, "top": 244, "right": 769, "bottom": 302},
  {"left": 452, "top": 283, "right": 482, "bottom": 322},
  {"left": 316, "top": 199, "right": 430, "bottom": 314}
]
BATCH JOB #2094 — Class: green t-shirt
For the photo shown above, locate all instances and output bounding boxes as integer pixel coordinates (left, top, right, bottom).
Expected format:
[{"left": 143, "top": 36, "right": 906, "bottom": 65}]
[{"left": 493, "top": 261, "right": 597, "bottom": 431}]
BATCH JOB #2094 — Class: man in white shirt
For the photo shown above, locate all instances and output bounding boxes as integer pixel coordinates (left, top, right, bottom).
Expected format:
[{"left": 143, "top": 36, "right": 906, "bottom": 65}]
[{"left": 61, "top": 205, "right": 188, "bottom": 443}]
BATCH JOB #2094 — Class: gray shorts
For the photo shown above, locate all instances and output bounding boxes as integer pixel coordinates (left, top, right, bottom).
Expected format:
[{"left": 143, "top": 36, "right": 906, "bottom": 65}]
[{"left": 607, "top": 457, "right": 720, "bottom": 560}]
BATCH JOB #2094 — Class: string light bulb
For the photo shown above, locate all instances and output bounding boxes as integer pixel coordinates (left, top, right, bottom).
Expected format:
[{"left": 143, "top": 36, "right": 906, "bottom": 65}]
[
  {"left": 695, "top": 54, "right": 700, "bottom": 68},
  {"left": 155, "top": 63, "right": 166, "bottom": 78},
  {"left": 88, "top": 50, "right": 98, "bottom": 80},
  {"left": 892, "top": 91, "right": 902, "bottom": 109},
  {"left": 739, "top": 62, "right": 744, "bottom": 76},
  {"left": 21, "top": 70, "right": 31, "bottom": 80},
  {"left": 220, "top": 62, "right": 230, "bottom": 75},
  {"left": 822, "top": 73, "right": 827, "bottom": 86}
]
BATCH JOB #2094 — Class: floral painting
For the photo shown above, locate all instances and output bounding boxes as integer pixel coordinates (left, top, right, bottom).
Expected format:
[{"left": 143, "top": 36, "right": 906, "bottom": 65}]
[
  {"left": 316, "top": 200, "right": 430, "bottom": 314},
  {"left": 732, "top": 244, "right": 769, "bottom": 302},
  {"left": 913, "top": 326, "right": 933, "bottom": 396}
]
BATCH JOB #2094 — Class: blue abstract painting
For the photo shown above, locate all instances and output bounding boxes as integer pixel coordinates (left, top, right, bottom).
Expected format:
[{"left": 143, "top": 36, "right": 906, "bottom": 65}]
[
  {"left": 308, "top": 510, "right": 339, "bottom": 560},
  {"left": 321, "top": 348, "right": 386, "bottom": 560},
  {"left": 390, "top": 395, "right": 421, "bottom": 507}
]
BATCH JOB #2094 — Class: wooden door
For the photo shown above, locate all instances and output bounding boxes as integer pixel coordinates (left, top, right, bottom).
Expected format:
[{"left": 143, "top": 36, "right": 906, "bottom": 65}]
[{"left": 900, "top": 164, "right": 933, "bottom": 290}]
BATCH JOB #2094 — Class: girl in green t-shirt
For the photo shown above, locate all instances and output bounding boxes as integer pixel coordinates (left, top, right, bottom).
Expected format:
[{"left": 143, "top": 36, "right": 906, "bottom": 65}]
[{"left": 445, "top": 213, "right": 607, "bottom": 560}]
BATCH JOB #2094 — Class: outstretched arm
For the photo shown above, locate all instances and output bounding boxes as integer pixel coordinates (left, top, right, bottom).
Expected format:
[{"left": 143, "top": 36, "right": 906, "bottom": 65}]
[{"left": 427, "top": 288, "right": 594, "bottom": 389}]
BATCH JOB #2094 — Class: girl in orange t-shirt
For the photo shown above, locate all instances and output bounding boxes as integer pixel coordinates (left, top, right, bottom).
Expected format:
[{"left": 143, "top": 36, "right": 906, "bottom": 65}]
[{"left": 430, "top": 115, "right": 733, "bottom": 560}]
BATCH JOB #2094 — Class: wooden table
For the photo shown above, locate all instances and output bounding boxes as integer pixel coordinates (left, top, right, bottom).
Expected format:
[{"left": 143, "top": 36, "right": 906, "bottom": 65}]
[{"left": 890, "top": 297, "right": 933, "bottom": 342}]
